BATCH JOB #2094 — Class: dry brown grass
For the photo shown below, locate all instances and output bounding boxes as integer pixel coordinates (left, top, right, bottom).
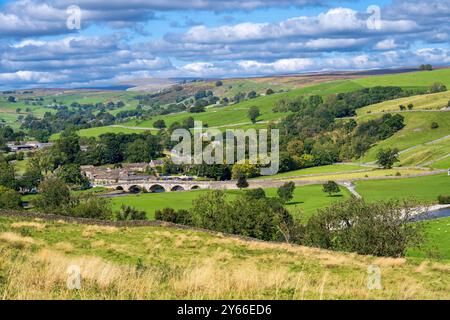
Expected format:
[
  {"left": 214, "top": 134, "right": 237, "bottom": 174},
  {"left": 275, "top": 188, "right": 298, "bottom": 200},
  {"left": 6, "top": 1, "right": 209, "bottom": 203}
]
[
  {"left": 0, "top": 217, "right": 449, "bottom": 300},
  {"left": 11, "top": 222, "right": 46, "bottom": 230},
  {"left": 82, "top": 225, "right": 119, "bottom": 238},
  {"left": 0, "top": 232, "right": 39, "bottom": 246}
]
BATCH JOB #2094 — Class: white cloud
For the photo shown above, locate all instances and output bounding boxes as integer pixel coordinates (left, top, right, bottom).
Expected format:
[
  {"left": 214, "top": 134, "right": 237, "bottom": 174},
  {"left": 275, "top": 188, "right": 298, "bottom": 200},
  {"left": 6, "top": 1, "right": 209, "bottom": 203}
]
[{"left": 374, "top": 38, "right": 397, "bottom": 50}]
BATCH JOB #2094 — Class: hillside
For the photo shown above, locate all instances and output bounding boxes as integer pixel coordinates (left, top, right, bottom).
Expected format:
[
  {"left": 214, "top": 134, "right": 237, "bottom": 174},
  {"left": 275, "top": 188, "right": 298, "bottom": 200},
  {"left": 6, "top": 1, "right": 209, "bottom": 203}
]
[
  {"left": 0, "top": 214, "right": 448, "bottom": 300},
  {"left": 358, "top": 111, "right": 450, "bottom": 165}
]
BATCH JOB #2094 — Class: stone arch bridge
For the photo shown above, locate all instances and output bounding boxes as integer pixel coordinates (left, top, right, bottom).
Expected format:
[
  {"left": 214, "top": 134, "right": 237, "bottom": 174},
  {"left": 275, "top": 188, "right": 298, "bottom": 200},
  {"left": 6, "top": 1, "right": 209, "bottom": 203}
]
[{"left": 98, "top": 180, "right": 237, "bottom": 193}]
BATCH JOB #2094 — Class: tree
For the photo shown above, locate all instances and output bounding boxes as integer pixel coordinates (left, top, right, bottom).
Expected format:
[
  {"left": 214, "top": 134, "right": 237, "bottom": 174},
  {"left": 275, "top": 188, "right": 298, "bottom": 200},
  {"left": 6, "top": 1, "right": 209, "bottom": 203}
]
[
  {"left": 277, "top": 182, "right": 296, "bottom": 204},
  {"left": 322, "top": 181, "right": 340, "bottom": 196},
  {"left": 399, "top": 105, "right": 406, "bottom": 111},
  {"left": 56, "top": 164, "right": 90, "bottom": 188},
  {"left": 407, "top": 103, "right": 414, "bottom": 110},
  {"left": 7, "top": 96, "right": 16, "bottom": 103},
  {"left": 34, "top": 177, "right": 73, "bottom": 214},
  {"left": 153, "top": 119, "right": 166, "bottom": 129},
  {"left": 20, "top": 165, "right": 43, "bottom": 191},
  {"left": 0, "top": 186, "right": 22, "bottom": 210},
  {"left": 303, "top": 198, "right": 425, "bottom": 257},
  {"left": 189, "top": 190, "right": 295, "bottom": 241},
  {"left": 71, "top": 196, "right": 113, "bottom": 220},
  {"left": 248, "top": 106, "right": 261, "bottom": 124},
  {"left": 231, "top": 163, "right": 259, "bottom": 179},
  {"left": 236, "top": 171, "right": 249, "bottom": 189},
  {"left": 429, "top": 82, "right": 447, "bottom": 93},
  {"left": 0, "top": 158, "right": 17, "bottom": 190},
  {"left": 376, "top": 148, "right": 399, "bottom": 169},
  {"left": 419, "top": 64, "right": 432, "bottom": 71},
  {"left": 55, "top": 128, "right": 81, "bottom": 164},
  {"left": 125, "top": 139, "right": 151, "bottom": 163},
  {"left": 182, "top": 116, "right": 195, "bottom": 129},
  {"left": 215, "top": 80, "right": 223, "bottom": 87}
]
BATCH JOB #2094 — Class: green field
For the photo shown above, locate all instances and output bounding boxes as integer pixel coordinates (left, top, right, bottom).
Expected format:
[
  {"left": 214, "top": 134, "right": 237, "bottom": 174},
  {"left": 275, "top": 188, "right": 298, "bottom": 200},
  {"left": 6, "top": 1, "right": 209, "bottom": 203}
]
[
  {"left": 353, "top": 68, "right": 450, "bottom": 89},
  {"left": 355, "top": 173, "right": 450, "bottom": 203},
  {"left": 430, "top": 156, "right": 450, "bottom": 170},
  {"left": 358, "top": 111, "right": 450, "bottom": 163},
  {"left": 253, "top": 164, "right": 366, "bottom": 179},
  {"left": 357, "top": 91, "right": 450, "bottom": 115},
  {"left": 110, "top": 184, "right": 351, "bottom": 221},
  {"left": 408, "top": 217, "right": 450, "bottom": 261},
  {"left": 51, "top": 125, "right": 155, "bottom": 140}
]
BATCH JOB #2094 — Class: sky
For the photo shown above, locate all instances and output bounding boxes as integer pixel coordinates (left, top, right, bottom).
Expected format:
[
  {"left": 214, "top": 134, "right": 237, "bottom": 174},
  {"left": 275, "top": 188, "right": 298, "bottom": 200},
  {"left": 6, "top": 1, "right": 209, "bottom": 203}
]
[{"left": 0, "top": 0, "right": 449, "bottom": 89}]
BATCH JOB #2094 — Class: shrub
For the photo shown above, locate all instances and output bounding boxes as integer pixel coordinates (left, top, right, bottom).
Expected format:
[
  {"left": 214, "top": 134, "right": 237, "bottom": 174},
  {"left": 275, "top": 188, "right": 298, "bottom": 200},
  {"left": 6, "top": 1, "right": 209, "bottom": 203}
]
[
  {"left": 322, "top": 181, "right": 340, "bottom": 196},
  {"left": 115, "top": 205, "right": 147, "bottom": 221},
  {"left": 155, "top": 208, "right": 191, "bottom": 224},
  {"left": 189, "top": 190, "right": 296, "bottom": 242},
  {"left": 0, "top": 186, "right": 22, "bottom": 210},
  {"left": 437, "top": 195, "right": 450, "bottom": 204},
  {"left": 34, "top": 177, "right": 73, "bottom": 214},
  {"left": 277, "top": 182, "right": 296, "bottom": 203},
  {"left": 236, "top": 171, "right": 249, "bottom": 189},
  {"left": 72, "top": 196, "right": 113, "bottom": 220},
  {"left": 431, "top": 122, "right": 439, "bottom": 129},
  {"left": 302, "top": 198, "right": 425, "bottom": 257}
]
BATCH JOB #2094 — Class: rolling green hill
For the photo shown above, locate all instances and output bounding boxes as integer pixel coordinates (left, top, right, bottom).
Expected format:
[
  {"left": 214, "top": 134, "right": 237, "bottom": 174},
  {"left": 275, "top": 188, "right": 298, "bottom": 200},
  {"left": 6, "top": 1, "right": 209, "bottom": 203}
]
[
  {"left": 358, "top": 111, "right": 450, "bottom": 164},
  {"left": 357, "top": 91, "right": 450, "bottom": 115}
]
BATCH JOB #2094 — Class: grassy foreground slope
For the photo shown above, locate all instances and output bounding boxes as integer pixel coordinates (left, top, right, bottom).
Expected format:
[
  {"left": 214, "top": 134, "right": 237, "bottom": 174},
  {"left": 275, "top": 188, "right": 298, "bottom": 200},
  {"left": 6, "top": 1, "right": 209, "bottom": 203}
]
[{"left": 0, "top": 215, "right": 448, "bottom": 299}]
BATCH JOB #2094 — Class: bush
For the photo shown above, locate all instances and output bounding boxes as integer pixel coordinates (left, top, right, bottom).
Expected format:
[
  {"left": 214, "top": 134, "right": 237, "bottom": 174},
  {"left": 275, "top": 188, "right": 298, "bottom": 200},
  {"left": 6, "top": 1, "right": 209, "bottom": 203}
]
[
  {"left": 115, "top": 205, "right": 147, "bottom": 221},
  {"left": 437, "top": 195, "right": 450, "bottom": 204},
  {"left": 0, "top": 186, "right": 22, "bottom": 210},
  {"left": 34, "top": 177, "right": 73, "bottom": 214},
  {"left": 277, "top": 182, "right": 296, "bottom": 204},
  {"left": 302, "top": 198, "right": 425, "bottom": 257},
  {"left": 431, "top": 122, "right": 439, "bottom": 129},
  {"left": 322, "top": 181, "right": 340, "bottom": 196},
  {"left": 155, "top": 208, "right": 191, "bottom": 224},
  {"left": 71, "top": 196, "right": 113, "bottom": 220},
  {"left": 189, "top": 190, "right": 296, "bottom": 241}
]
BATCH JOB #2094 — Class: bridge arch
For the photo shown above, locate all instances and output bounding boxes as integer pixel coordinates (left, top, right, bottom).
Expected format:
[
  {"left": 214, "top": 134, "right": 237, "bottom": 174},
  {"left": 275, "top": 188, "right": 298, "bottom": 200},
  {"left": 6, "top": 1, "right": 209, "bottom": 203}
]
[
  {"left": 128, "top": 185, "right": 142, "bottom": 193},
  {"left": 191, "top": 185, "right": 201, "bottom": 190},
  {"left": 149, "top": 184, "right": 166, "bottom": 193},
  {"left": 171, "top": 185, "right": 185, "bottom": 192},
  {"left": 115, "top": 186, "right": 124, "bottom": 191}
]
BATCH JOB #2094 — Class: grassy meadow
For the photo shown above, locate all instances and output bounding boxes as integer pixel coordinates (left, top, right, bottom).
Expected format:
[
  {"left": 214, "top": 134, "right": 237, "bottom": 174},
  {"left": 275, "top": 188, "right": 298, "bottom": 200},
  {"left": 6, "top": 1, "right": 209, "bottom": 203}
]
[
  {"left": 355, "top": 173, "right": 450, "bottom": 203},
  {"left": 110, "top": 184, "right": 351, "bottom": 221},
  {"left": 357, "top": 90, "right": 450, "bottom": 115},
  {"left": 0, "top": 215, "right": 449, "bottom": 299},
  {"left": 358, "top": 111, "right": 450, "bottom": 163}
]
